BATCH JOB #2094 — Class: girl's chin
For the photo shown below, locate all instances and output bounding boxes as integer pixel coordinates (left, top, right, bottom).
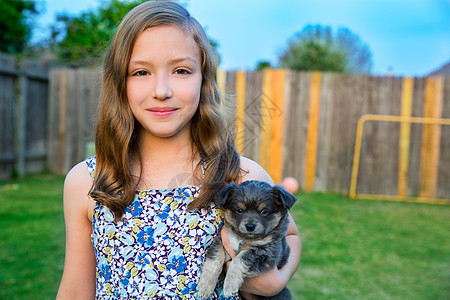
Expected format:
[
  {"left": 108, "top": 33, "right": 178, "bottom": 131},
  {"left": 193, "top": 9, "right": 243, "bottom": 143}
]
[{"left": 139, "top": 126, "right": 191, "bottom": 140}]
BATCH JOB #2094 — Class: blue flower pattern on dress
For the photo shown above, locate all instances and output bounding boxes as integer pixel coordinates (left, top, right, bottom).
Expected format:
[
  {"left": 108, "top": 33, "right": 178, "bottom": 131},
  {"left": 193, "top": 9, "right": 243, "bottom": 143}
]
[{"left": 87, "top": 157, "right": 239, "bottom": 299}]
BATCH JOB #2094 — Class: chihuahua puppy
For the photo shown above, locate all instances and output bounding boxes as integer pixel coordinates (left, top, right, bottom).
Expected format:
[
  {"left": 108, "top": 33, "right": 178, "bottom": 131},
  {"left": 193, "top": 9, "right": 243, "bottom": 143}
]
[{"left": 196, "top": 180, "right": 297, "bottom": 299}]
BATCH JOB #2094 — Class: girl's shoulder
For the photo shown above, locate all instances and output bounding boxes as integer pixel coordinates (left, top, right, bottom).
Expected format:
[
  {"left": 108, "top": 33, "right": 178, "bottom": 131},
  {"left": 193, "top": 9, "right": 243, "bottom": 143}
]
[
  {"left": 63, "top": 159, "right": 95, "bottom": 221},
  {"left": 65, "top": 157, "right": 95, "bottom": 186},
  {"left": 239, "top": 156, "right": 274, "bottom": 185}
]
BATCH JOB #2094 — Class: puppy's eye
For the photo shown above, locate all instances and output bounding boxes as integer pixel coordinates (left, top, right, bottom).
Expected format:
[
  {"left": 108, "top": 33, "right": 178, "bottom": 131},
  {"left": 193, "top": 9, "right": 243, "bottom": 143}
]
[
  {"left": 236, "top": 208, "right": 244, "bottom": 214},
  {"left": 260, "top": 209, "right": 269, "bottom": 216}
]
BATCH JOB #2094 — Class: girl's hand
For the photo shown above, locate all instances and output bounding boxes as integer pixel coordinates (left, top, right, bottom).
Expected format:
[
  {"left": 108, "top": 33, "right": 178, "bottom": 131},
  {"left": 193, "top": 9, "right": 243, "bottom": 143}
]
[{"left": 220, "top": 226, "right": 236, "bottom": 260}]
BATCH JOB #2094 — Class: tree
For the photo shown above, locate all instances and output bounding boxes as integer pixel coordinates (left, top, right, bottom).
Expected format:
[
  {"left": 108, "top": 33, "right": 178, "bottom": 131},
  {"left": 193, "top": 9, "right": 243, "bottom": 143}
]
[
  {"left": 0, "top": 0, "right": 39, "bottom": 53},
  {"left": 51, "top": 0, "right": 147, "bottom": 66},
  {"left": 255, "top": 60, "right": 272, "bottom": 71},
  {"left": 279, "top": 25, "right": 373, "bottom": 73},
  {"left": 51, "top": 0, "right": 220, "bottom": 67}
]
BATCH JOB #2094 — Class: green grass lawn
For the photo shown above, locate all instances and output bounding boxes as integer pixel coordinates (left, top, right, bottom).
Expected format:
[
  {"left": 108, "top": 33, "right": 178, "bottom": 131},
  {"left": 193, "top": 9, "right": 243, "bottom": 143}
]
[
  {"left": 0, "top": 174, "right": 449, "bottom": 299},
  {"left": 0, "top": 174, "right": 65, "bottom": 300},
  {"left": 289, "top": 191, "right": 450, "bottom": 299}
]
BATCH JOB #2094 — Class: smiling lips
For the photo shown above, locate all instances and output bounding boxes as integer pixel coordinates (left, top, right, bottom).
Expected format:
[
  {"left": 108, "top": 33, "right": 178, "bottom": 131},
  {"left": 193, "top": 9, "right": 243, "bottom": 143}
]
[{"left": 147, "top": 107, "right": 178, "bottom": 117}]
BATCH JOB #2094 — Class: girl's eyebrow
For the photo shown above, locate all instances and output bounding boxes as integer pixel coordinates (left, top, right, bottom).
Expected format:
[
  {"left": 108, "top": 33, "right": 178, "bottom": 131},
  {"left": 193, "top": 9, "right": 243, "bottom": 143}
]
[
  {"left": 168, "top": 57, "right": 199, "bottom": 65},
  {"left": 129, "top": 57, "right": 199, "bottom": 67}
]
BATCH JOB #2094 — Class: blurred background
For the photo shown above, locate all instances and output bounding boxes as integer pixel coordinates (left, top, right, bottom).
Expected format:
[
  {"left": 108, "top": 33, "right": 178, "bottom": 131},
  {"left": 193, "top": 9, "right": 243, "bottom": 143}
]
[{"left": 3, "top": 0, "right": 450, "bottom": 75}]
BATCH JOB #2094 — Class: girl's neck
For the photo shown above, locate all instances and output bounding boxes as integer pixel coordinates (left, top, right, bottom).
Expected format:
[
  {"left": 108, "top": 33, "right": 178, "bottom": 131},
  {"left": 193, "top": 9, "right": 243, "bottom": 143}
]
[
  {"left": 131, "top": 127, "right": 200, "bottom": 190},
  {"left": 136, "top": 127, "right": 195, "bottom": 162}
]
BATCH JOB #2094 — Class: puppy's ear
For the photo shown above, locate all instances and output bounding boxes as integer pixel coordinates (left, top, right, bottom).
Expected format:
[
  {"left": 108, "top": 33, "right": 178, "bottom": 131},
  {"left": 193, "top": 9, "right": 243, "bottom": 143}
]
[
  {"left": 270, "top": 185, "right": 297, "bottom": 209},
  {"left": 214, "top": 182, "right": 238, "bottom": 208}
]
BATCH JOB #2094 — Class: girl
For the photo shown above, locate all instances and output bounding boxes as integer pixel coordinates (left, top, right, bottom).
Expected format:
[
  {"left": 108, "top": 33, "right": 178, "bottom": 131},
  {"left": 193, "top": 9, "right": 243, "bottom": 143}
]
[{"left": 56, "top": 1, "right": 301, "bottom": 299}]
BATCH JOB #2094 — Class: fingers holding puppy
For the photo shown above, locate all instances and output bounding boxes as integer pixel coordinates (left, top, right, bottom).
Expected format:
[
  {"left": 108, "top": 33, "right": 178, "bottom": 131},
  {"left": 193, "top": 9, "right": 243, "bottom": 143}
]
[
  {"left": 220, "top": 227, "right": 235, "bottom": 273},
  {"left": 220, "top": 227, "right": 236, "bottom": 259}
]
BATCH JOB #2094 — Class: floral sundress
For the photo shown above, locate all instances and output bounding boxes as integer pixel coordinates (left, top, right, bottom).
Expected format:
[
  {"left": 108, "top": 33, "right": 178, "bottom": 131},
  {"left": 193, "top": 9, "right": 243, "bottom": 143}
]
[{"left": 86, "top": 157, "right": 239, "bottom": 299}]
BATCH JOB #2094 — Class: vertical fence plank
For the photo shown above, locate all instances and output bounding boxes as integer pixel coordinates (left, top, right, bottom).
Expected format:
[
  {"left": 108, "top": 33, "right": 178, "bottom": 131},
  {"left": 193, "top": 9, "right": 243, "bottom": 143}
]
[
  {"left": 235, "top": 71, "right": 246, "bottom": 154},
  {"left": 259, "top": 69, "right": 272, "bottom": 171},
  {"left": 384, "top": 76, "right": 402, "bottom": 196},
  {"left": 47, "top": 69, "right": 60, "bottom": 173},
  {"left": 64, "top": 69, "right": 80, "bottom": 173},
  {"left": 398, "top": 77, "right": 414, "bottom": 197},
  {"left": 315, "top": 72, "right": 334, "bottom": 191},
  {"left": 281, "top": 70, "right": 293, "bottom": 181},
  {"left": 409, "top": 77, "right": 425, "bottom": 195},
  {"left": 243, "top": 71, "right": 263, "bottom": 162},
  {"left": 304, "top": 72, "right": 321, "bottom": 191},
  {"left": 58, "top": 70, "right": 67, "bottom": 173},
  {"left": 269, "top": 69, "right": 285, "bottom": 183},
  {"left": 15, "top": 75, "right": 27, "bottom": 176},
  {"left": 420, "top": 77, "right": 444, "bottom": 198},
  {"left": 282, "top": 71, "right": 299, "bottom": 180},
  {"left": 295, "top": 72, "right": 311, "bottom": 188}
]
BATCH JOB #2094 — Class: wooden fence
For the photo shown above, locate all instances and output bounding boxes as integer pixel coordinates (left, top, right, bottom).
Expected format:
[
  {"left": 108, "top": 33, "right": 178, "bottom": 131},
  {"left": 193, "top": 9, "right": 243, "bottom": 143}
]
[
  {"left": 46, "top": 68, "right": 450, "bottom": 199},
  {"left": 2, "top": 61, "right": 449, "bottom": 199},
  {"left": 218, "top": 70, "right": 449, "bottom": 199},
  {"left": 47, "top": 68, "right": 101, "bottom": 175},
  {"left": 0, "top": 54, "right": 49, "bottom": 179}
]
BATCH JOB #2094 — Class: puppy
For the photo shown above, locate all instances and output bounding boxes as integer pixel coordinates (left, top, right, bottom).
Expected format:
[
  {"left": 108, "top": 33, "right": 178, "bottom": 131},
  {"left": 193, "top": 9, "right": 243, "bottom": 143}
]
[{"left": 196, "top": 180, "right": 297, "bottom": 299}]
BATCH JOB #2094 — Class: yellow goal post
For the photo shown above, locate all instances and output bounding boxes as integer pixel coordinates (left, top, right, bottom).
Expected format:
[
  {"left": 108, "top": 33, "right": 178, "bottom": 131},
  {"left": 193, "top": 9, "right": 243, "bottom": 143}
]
[{"left": 349, "top": 114, "right": 450, "bottom": 205}]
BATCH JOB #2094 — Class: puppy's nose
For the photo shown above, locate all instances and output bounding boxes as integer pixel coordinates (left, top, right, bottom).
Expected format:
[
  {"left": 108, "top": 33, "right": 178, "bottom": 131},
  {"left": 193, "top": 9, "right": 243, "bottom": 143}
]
[{"left": 245, "top": 223, "right": 256, "bottom": 232}]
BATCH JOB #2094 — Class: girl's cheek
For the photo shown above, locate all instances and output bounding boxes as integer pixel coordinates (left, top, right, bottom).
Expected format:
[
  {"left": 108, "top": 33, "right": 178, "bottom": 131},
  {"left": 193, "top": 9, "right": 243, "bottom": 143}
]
[
  {"left": 179, "top": 76, "right": 202, "bottom": 99},
  {"left": 127, "top": 79, "right": 150, "bottom": 103}
]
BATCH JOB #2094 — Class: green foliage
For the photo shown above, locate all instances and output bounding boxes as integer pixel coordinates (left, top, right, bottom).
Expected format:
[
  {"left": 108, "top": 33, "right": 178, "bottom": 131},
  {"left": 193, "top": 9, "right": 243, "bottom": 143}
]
[
  {"left": 280, "top": 25, "right": 373, "bottom": 73},
  {"left": 0, "top": 0, "right": 39, "bottom": 53},
  {"left": 51, "top": 0, "right": 147, "bottom": 66},
  {"left": 255, "top": 60, "right": 272, "bottom": 71},
  {"left": 51, "top": 0, "right": 221, "bottom": 67}
]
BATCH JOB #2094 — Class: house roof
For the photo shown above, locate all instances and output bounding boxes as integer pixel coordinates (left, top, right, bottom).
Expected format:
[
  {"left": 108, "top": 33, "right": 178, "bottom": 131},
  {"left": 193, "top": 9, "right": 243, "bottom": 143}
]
[{"left": 428, "top": 60, "right": 450, "bottom": 76}]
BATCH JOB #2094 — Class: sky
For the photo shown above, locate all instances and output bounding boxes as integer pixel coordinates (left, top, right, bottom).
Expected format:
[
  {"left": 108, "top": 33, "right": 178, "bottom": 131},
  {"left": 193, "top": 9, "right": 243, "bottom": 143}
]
[{"left": 32, "top": 0, "right": 450, "bottom": 77}]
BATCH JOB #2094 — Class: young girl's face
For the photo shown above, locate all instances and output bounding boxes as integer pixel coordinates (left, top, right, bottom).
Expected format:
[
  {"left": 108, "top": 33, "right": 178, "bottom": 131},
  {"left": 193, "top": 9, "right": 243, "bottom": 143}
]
[{"left": 127, "top": 25, "right": 202, "bottom": 140}]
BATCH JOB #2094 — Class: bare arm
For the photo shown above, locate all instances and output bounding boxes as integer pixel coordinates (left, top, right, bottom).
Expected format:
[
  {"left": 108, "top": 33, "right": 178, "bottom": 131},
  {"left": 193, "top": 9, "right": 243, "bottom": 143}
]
[
  {"left": 222, "top": 156, "right": 302, "bottom": 297},
  {"left": 56, "top": 162, "right": 96, "bottom": 300}
]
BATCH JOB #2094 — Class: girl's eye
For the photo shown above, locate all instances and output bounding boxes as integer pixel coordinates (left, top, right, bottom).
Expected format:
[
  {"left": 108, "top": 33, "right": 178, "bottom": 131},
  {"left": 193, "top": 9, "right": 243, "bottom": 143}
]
[
  {"left": 260, "top": 209, "right": 269, "bottom": 216},
  {"left": 236, "top": 208, "right": 244, "bottom": 214},
  {"left": 134, "top": 70, "right": 149, "bottom": 76},
  {"left": 174, "top": 69, "right": 191, "bottom": 75}
]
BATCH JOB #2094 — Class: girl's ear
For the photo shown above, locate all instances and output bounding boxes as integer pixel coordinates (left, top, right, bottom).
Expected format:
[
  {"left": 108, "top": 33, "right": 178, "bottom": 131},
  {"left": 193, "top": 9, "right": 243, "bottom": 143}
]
[
  {"left": 271, "top": 185, "right": 298, "bottom": 209},
  {"left": 214, "top": 182, "right": 238, "bottom": 208}
]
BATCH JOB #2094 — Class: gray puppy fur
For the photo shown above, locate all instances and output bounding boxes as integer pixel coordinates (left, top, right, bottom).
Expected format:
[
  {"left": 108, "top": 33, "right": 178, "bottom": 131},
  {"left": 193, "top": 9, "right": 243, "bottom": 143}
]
[{"left": 196, "top": 180, "right": 297, "bottom": 299}]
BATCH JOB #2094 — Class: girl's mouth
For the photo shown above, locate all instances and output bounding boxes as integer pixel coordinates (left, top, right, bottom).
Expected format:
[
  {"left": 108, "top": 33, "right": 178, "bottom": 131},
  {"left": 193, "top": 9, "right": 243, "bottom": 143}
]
[{"left": 148, "top": 107, "right": 178, "bottom": 117}]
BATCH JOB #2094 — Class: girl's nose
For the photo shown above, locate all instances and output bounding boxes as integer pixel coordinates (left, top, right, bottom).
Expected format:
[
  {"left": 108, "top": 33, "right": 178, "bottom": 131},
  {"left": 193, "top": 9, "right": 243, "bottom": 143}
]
[{"left": 152, "top": 76, "right": 173, "bottom": 100}]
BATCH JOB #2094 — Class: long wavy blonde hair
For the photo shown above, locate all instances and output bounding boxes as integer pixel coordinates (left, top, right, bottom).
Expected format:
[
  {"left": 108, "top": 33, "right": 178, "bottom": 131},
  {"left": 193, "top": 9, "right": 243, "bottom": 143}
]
[{"left": 90, "top": 0, "right": 240, "bottom": 220}]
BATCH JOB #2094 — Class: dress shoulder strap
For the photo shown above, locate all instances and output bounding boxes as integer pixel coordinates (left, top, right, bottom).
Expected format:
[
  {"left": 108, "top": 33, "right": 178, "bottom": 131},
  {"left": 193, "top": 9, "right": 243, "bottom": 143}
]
[{"left": 85, "top": 156, "right": 96, "bottom": 180}]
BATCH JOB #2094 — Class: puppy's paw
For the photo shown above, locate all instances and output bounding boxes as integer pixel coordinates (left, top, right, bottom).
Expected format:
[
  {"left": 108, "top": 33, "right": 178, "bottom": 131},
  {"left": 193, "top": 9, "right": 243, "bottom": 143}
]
[
  {"left": 195, "top": 288, "right": 215, "bottom": 299},
  {"left": 195, "top": 276, "right": 216, "bottom": 299},
  {"left": 195, "top": 290, "right": 214, "bottom": 300},
  {"left": 223, "top": 277, "right": 241, "bottom": 298}
]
